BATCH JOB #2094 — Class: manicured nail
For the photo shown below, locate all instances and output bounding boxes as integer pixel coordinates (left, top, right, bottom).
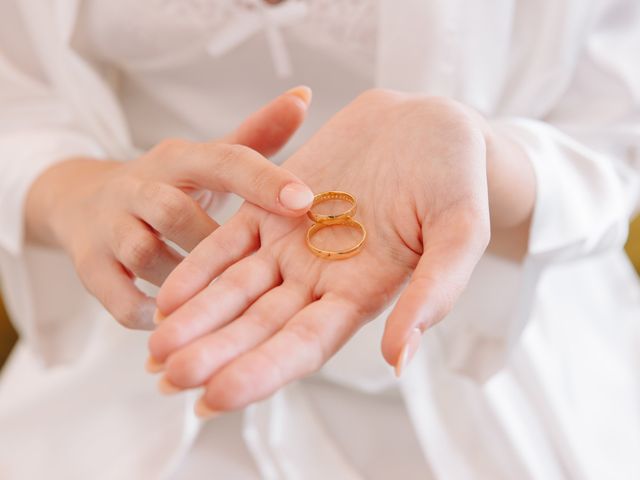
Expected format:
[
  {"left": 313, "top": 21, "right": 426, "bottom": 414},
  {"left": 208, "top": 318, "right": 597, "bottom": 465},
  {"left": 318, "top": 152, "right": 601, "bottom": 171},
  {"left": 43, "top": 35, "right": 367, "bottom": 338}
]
[
  {"left": 285, "top": 85, "right": 312, "bottom": 106},
  {"left": 279, "top": 183, "right": 314, "bottom": 211},
  {"left": 395, "top": 328, "right": 422, "bottom": 378},
  {"left": 145, "top": 356, "right": 165, "bottom": 373},
  {"left": 194, "top": 397, "right": 221, "bottom": 420},
  {"left": 157, "top": 376, "right": 181, "bottom": 394},
  {"left": 153, "top": 309, "right": 165, "bottom": 325}
]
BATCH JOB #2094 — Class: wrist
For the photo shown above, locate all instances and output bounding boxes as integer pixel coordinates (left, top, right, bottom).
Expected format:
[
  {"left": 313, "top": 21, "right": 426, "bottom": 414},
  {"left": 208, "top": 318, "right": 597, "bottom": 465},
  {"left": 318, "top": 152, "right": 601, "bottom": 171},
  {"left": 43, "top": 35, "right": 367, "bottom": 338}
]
[
  {"left": 481, "top": 121, "right": 536, "bottom": 259},
  {"left": 440, "top": 100, "right": 535, "bottom": 259},
  {"left": 483, "top": 125, "right": 536, "bottom": 229}
]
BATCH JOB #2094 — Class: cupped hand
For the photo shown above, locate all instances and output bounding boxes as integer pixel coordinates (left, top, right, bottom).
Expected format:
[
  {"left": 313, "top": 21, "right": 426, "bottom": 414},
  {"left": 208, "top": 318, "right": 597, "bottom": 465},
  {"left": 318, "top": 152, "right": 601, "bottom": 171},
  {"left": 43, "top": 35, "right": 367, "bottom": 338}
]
[
  {"left": 148, "top": 89, "right": 491, "bottom": 414},
  {"left": 26, "top": 87, "right": 315, "bottom": 329}
]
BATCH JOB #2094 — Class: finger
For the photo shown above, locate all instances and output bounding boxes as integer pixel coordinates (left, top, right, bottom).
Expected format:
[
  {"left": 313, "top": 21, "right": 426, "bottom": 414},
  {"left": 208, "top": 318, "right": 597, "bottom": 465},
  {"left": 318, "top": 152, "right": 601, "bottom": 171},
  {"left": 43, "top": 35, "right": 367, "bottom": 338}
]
[
  {"left": 149, "top": 253, "right": 281, "bottom": 362},
  {"left": 197, "top": 295, "right": 359, "bottom": 414},
  {"left": 130, "top": 181, "right": 218, "bottom": 252},
  {"left": 77, "top": 254, "right": 156, "bottom": 330},
  {"left": 162, "top": 141, "right": 314, "bottom": 216},
  {"left": 110, "top": 216, "right": 183, "bottom": 287},
  {"left": 162, "top": 282, "right": 311, "bottom": 389},
  {"left": 381, "top": 212, "right": 489, "bottom": 375},
  {"left": 155, "top": 207, "right": 259, "bottom": 315},
  {"left": 198, "top": 142, "right": 314, "bottom": 215},
  {"left": 224, "top": 86, "right": 312, "bottom": 157}
]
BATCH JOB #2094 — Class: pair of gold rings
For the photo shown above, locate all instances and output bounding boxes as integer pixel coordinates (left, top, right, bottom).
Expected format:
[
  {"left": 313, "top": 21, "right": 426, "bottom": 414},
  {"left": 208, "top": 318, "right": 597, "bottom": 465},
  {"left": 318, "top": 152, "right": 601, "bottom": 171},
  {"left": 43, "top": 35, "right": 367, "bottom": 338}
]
[{"left": 305, "top": 191, "right": 366, "bottom": 260}]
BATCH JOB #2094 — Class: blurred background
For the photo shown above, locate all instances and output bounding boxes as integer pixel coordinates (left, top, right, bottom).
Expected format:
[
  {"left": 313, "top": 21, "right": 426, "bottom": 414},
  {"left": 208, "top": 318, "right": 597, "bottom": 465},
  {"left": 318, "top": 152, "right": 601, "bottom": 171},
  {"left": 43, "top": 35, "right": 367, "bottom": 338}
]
[{"left": 2, "top": 217, "right": 640, "bottom": 370}]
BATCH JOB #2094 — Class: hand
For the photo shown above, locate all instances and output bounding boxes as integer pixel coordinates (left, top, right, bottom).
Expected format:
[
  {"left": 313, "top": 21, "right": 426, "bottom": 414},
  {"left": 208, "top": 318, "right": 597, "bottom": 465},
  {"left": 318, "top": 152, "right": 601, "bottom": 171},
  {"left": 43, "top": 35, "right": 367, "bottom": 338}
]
[
  {"left": 25, "top": 87, "right": 315, "bottom": 329},
  {"left": 149, "top": 89, "right": 491, "bottom": 414}
]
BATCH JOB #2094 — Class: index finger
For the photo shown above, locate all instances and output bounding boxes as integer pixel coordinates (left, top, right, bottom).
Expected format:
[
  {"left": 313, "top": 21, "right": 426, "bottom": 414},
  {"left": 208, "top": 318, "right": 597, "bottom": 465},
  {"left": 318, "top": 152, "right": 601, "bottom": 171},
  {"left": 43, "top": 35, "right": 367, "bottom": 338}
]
[{"left": 159, "top": 140, "right": 314, "bottom": 216}]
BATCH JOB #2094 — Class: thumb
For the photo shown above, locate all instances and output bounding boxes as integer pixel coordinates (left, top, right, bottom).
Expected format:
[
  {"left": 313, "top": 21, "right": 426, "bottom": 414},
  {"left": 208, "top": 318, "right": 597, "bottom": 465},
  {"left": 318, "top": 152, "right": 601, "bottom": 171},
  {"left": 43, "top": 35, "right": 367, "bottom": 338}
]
[
  {"left": 381, "top": 214, "right": 488, "bottom": 377},
  {"left": 224, "top": 86, "right": 312, "bottom": 157}
]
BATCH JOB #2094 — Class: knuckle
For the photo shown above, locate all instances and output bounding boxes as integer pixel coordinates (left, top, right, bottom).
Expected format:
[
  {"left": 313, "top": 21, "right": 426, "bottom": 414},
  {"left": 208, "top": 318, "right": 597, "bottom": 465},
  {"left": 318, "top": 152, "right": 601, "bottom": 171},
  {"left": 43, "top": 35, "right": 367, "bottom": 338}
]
[
  {"left": 153, "top": 189, "right": 194, "bottom": 235},
  {"left": 138, "top": 181, "right": 164, "bottom": 204},
  {"left": 417, "top": 94, "right": 461, "bottom": 113},
  {"left": 354, "top": 88, "right": 411, "bottom": 112},
  {"left": 215, "top": 143, "right": 258, "bottom": 171},
  {"left": 121, "top": 232, "right": 160, "bottom": 272},
  {"left": 212, "top": 143, "right": 239, "bottom": 169},
  {"left": 357, "top": 87, "right": 397, "bottom": 102},
  {"left": 226, "top": 143, "right": 254, "bottom": 158},
  {"left": 249, "top": 162, "right": 279, "bottom": 194},
  {"left": 151, "top": 137, "right": 190, "bottom": 158}
]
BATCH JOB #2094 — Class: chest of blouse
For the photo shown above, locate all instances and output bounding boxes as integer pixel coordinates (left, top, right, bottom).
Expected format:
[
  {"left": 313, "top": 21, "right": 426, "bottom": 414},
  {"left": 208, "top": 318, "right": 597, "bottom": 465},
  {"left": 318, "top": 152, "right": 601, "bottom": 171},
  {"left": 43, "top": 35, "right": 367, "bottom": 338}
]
[
  {"left": 78, "top": 0, "right": 378, "bottom": 76},
  {"left": 77, "top": 0, "right": 596, "bottom": 119}
]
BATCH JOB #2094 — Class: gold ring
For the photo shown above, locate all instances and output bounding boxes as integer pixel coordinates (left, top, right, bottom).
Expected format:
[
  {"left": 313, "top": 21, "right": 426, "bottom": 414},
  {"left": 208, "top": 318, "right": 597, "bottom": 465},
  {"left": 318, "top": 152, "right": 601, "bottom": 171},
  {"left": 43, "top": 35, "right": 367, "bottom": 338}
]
[
  {"left": 306, "top": 219, "right": 366, "bottom": 260},
  {"left": 306, "top": 191, "right": 356, "bottom": 225}
]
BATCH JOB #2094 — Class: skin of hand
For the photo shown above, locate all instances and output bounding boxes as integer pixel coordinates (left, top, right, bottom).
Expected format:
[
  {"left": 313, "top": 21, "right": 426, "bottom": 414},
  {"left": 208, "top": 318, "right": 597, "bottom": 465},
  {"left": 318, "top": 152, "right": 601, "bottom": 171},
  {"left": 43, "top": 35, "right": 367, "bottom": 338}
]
[
  {"left": 147, "top": 89, "right": 536, "bottom": 416},
  {"left": 24, "top": 87, "right": 315, "bottom": 330}
]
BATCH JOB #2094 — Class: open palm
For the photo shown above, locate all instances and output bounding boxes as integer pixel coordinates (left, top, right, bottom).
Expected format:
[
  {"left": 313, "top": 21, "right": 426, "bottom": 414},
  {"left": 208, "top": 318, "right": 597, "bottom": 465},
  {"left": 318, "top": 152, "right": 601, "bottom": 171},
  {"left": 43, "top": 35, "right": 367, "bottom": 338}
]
[{"left": 148, "top": 90, "right": 490, "bottom": 413}]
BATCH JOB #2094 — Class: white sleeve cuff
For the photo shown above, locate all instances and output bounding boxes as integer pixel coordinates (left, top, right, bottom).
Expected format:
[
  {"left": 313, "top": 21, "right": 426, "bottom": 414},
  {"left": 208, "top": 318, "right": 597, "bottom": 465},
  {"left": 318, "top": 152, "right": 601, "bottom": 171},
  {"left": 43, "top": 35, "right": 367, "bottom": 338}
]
[
  {"left": 0, "top": 129, "right": 105, "bottom": 366},
  {"left": 0, "top": 129, "right": 105, "bottom": 256},
  {"left": 492, "top": 118, "right": 639, "bottom": 262}
]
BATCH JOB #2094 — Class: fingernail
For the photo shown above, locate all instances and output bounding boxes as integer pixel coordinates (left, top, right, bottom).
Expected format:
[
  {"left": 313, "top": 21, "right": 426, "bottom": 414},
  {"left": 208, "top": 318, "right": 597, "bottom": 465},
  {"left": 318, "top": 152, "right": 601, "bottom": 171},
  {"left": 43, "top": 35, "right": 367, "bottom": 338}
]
[
  {"left": 194, "top": 397, "right": 221, "bottom": 420},
  {"left": 153, "top": 309, "right": 165, "bottom": 325},
  {"left": 157, "top": 376, "right": 181, "bottom": 394},
  {"left": 145, "top": 356, "right": 165, "bottom": 373},
  {"left": 395, "top": 328, "right": 422, "bottom": 378},
  {"left": 285, "top": 85, "right": 312, "bottom": 106},
  {"left": 279, "top": 183, "right": 314, "bottom": 211}
]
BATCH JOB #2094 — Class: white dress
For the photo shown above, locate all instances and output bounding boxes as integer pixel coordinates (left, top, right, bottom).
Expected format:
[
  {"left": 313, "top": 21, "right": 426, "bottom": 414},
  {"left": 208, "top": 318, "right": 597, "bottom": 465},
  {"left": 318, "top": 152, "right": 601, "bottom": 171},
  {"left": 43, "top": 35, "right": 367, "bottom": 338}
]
[{"left": 0, "top": 1, "right": 639, "bottom": 479}]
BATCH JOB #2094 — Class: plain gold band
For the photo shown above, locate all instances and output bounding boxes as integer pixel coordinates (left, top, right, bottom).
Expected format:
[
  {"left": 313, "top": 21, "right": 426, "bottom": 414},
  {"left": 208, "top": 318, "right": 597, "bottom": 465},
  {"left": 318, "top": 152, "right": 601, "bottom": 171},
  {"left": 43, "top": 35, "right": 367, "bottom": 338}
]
[
  {"left": 306, "top": 191, "right": 357, "bottom": 225},
  {"left": 306, "top": 219, "right": 366, "bottom": 260}
]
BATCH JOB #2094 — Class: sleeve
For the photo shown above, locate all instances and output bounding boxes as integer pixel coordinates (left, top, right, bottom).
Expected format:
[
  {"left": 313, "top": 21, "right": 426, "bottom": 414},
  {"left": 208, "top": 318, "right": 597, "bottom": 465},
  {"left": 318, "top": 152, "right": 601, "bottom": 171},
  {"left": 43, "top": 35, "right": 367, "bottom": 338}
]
[
  {"left": 442, "top": 0, "right": 640, "bottom": 382},
  {"left": 492, "top": 0, "right": 640, "bottom": 263},
  {"left": 0, "top": 7, "right": 109, "bottom": 255},
  {"left": 0, "top": 2, "right": 113, "bottom": 365}
]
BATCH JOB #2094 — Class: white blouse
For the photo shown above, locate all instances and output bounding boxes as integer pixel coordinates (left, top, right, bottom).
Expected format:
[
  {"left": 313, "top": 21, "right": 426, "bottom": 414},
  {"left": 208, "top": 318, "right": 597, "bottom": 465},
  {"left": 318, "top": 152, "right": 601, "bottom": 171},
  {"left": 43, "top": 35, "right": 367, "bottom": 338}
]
[{"left": 0, "top": 1, "right": 639, "bottom": 479}]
